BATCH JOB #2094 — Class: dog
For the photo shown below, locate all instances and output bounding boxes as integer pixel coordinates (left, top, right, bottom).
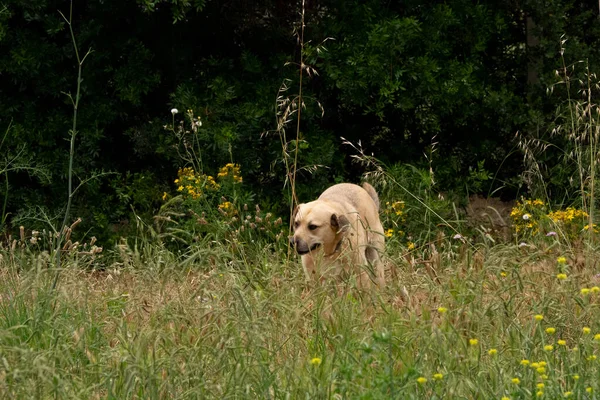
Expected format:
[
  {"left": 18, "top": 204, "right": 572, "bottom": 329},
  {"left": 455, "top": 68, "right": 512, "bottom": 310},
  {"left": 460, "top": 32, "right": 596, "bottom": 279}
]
[{"left": 290, "top": 182, "right": 385, "bottom": 288}]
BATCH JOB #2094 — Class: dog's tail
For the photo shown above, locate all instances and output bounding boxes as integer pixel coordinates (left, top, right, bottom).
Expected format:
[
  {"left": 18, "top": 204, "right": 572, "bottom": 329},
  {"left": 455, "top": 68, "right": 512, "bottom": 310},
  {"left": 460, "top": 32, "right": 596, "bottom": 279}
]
[{"left": 362, "top": 182, "right": 380, "bottom": 212}]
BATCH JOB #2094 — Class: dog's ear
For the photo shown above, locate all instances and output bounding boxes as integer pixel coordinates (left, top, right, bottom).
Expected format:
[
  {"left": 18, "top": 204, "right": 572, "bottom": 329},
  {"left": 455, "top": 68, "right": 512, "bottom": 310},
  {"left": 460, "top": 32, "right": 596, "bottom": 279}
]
[{"left": 330, "top": 213, "right": 350, "bottom": 234}]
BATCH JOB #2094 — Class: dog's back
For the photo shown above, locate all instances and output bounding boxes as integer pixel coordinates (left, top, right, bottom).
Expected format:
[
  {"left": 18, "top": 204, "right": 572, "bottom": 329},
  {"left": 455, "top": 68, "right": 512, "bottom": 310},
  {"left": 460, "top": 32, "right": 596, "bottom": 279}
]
[{"left": 318, "top": 182, "right": 379, "bottom": 212}]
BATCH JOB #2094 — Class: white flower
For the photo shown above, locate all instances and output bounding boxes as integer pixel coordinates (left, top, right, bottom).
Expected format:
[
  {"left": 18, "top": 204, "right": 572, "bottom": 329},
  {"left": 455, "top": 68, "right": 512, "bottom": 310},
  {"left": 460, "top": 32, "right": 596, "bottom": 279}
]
[
  {"left": 453, "top": 233, "right": 463, "bottom": 240},
  {"left": 518, "top": 242, "right": 529, "bottom": 247},
  {"left": 522, "top": 213, "right": 531, "bottom": 220},
  {"left": 171, "top": 108, "right": 179, "bottom": 115}
]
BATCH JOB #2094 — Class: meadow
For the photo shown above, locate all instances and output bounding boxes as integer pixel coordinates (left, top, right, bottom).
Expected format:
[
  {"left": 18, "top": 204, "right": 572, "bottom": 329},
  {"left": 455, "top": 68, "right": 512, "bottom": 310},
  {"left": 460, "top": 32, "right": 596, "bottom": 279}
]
[
  {"left": 1, "top": 194, "right": 600, "bottom": 399},
  {"left": 2, "top": 3, "right": 599, "bottom": 398}
]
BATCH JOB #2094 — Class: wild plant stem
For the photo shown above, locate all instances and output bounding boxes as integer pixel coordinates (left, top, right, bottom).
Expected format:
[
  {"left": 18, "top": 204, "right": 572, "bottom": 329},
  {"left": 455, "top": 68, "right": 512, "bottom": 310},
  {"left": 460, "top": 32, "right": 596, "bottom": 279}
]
[
  {"left": 53, "top": 1, "right": 91, "bottom": 282},
  {"left": 286, "top": 0, "right": 306, "bottom": 260},
  {"left": 0, "top": 122, "right": 11, "bottom": 228},
  {"left": 291, "top": 0, "right": 305, "bottom": 209},
  {"left": 559, "top": 46, "right": 585, "bottom": 212},
  {"left": 586, "top": 62, "right": 595, "bottom": 239},
  {"left": 1, "top": 170, "right": 8, "bottom": 227}
]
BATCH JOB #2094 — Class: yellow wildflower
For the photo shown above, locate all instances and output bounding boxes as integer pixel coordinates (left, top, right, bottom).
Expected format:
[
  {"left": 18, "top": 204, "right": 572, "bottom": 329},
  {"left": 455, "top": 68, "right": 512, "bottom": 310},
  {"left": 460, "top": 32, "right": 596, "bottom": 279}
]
[
  {"left": 584, "top": 224, "right": 599, "bottom": 232},
  {"left": 536, "top": 391, "right": 543, "bottom": 397},
  {"left": 545, "top": 327, "right": 556, "bottom": 334},
  {"left": 564, "top": 392, "right": 573, "bottom": 398},
  {"left": 544, "top": 345, "right": 554, "bottom": 351},
  {"left": 433, "top": 373, "right": 443, "bottom": 380},
  {"left": 536, "top": 367, "right": 546, "bottom": 374},
  {"left": 219, "top": 201, "right": 233, "bottom": 210},
  {"left": 205, "top": 176, "right": 220, "bottom": 190},
  {"left": 538, "top": 361, "right": 547, "bottom": 367},
  {"left": 587, "top": 355, "right": 597, "bottom": 361},
  {"left": 573, "top": 375, "right": 579, "bottom": 380},
  {"left": 557, "top": 339, "right": 566, "bottom": 346},
  {"left": 488, "top": 349, "right": 498, "bottom": 356},
  {"left": 556, "top": 273, "right": 567, "bottom": 280},
  {"left": 407, "top": 242, "right": 416, "bottom": 250},
  {"left": 594, "top": 334, "right": 600, "bottom": 341},
  {"left": 587, "top": 387, "right": 593, "bottom": 393},
  {"left": 583, "top": 327, "right": 591, "bottom": 334},
  {"left": 535, "top": 314, "right": 544, "bottom": 321},
  {"left": 582, "top": 288, "right": 591, "bottom": 295},
  {"left": 386, "top": 200, "right": 405, "bottom": 216},
  {"left": 384, "top": 229, "right": 394, "bottom": 238},
  {"left": 416, "top": 376, "right": 427, "bottom": 384},
  {"left": 437, "top": 307, "right": 448, "bottom": 314},
  {"left": 557, "top": 256, "right": 567, "bottom": 264},
  {"left": 469, "top": 338, "right": 478, "bottom": 346},
  {"left": 592, "top": 286, "right": 600, "bottom": 293},
  {"left": 520, "top": 359, "right": 529, "bottom": 366},
  {"left": 511, "top": 378, "right": 520, "bottom": 384},
  {"left": 217, "top": 163, "right": 243, "bottom": 183},
  {"left": 537, "top": 383, "right": 545, "bottom": 389},
  {"left": 310, "top": 357, "right": 322, "bottom": 366}
]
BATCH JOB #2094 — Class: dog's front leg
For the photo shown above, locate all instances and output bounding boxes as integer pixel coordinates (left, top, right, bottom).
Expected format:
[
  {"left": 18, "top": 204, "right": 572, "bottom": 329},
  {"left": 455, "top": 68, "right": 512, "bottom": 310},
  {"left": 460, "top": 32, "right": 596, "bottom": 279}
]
[{"left": 301, "top": 254, "right": 318, "bottom": 281}]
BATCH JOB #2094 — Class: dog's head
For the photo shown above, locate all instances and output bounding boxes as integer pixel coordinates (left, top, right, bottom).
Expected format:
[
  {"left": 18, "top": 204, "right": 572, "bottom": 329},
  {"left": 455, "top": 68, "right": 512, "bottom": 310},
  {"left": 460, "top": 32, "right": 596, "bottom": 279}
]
[{"left": 290, "top": 201, "right": 350, "bottom": 255}]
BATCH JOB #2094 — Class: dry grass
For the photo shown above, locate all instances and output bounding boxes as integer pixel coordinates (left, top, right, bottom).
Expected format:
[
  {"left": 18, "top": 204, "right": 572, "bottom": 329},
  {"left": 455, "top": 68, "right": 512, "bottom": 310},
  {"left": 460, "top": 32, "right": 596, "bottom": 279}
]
[{"left": 1, "top": 234, "right": 600, "bottom": 398}]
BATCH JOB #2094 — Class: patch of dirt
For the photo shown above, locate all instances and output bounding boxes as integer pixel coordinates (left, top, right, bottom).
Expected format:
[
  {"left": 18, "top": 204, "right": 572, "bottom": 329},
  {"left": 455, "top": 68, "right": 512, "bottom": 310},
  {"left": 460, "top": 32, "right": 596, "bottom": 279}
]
[{"left": 466, "top": 195, "right": 515, "bottom": 241}]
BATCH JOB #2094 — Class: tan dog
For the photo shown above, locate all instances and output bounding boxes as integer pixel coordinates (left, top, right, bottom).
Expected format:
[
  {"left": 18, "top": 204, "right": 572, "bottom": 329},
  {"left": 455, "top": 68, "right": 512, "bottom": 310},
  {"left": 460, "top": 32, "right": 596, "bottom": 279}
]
[{"left": 290, "top": 182, "right": 385, "bottom": 288}]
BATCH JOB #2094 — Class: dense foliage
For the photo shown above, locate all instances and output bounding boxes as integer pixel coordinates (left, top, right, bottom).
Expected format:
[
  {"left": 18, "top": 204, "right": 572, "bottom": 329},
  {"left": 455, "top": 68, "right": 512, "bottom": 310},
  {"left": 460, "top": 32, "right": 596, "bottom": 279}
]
[{"left": 1, "top": 0, "right": 599, "bottom": 242}]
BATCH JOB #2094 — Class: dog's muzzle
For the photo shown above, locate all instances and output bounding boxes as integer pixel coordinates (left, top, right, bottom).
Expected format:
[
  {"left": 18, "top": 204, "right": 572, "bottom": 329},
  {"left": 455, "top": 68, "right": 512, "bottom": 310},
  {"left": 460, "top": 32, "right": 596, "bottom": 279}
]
[{"left": 290, "top": 237, "right": 321, "bottom": 255}]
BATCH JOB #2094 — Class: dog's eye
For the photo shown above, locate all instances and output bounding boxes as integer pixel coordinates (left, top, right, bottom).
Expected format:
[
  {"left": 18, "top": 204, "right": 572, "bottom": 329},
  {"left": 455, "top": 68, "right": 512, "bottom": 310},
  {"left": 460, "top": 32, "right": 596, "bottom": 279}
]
[{"left": 308, "top": 224, "right": 318, "bottom": 231}]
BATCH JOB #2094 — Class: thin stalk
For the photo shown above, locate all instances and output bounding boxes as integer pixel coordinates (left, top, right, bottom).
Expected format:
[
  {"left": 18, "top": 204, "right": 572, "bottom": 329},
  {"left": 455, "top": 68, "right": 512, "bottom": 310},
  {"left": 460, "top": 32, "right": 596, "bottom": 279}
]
[
  {"left": 559, "top": 43, "right": 584, "bottom": 210},
  {"left": 53, "top": 1, "right": 92, "bottom": 279},
  {"left": 0, "top": 122, "right": 11, "bottom": 228},
  {"left": 290, "top": 0, "right": 306, "bottom": 209},
  {"left": 286, "top": 0, "right": 306, "bottom": 260},
  {"left": 1, "top": 170, "right": 8, "bottom": 227},
  {"left": 586, "top": 62, "right": 595, "bottom": 240}
]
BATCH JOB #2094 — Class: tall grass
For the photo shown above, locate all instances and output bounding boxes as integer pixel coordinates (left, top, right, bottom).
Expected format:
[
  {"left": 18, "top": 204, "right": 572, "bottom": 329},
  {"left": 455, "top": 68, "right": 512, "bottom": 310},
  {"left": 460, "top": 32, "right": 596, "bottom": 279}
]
[{"left": 2, "top": 225, "right": 600, "bottom": 398}]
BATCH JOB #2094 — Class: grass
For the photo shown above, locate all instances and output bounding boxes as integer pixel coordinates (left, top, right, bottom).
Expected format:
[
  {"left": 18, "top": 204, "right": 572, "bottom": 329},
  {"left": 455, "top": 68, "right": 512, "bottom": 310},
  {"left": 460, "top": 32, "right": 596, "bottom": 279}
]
[{"left": 1, "top": 232, "right": 600, "bottom": 399}]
